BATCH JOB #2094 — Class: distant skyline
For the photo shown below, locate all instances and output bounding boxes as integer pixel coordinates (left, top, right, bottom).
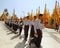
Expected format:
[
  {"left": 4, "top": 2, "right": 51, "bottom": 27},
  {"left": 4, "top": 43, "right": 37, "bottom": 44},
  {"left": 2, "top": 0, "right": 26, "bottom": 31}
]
[{"left": 0, "top": 0, "right": 60, "bottom": 18}]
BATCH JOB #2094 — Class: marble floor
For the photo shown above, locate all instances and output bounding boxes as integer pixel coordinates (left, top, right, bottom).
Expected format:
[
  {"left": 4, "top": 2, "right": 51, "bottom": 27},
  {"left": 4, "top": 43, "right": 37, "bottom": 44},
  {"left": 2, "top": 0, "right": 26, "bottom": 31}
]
[{"left": 0, "top": 21, "right": 60, "bottom": 48}]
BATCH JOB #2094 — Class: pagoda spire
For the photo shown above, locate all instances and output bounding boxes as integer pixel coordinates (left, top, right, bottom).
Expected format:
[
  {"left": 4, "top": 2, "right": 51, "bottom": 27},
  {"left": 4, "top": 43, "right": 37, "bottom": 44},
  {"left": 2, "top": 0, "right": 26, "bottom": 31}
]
[
  {"left": 57, "top": 2, "right": 60, "bottom": 16},
  {"left": 58, "top": 2, "right": 59, "bottom": 7},
  {"left": 36, "top": 9, "right": 37, "bottom": 16},
  {"left": 11, "top": 9, "right": 18, "bottom": 20},
  {"left": 29, "top": 10, "right": 34, "bottom": 20},
  {"left": 43, "top": 4, "right": 47, "bottom": 18},
  {"left": 13, "top": 9, "right": 15, "bottom": 16},
  {"left": 36, "top": 6, "right": 40, "bottom": 17},
  {"left": 38, "top": 6, "right": 40, "bottom": 15},
  {"left": 28, "top": 12, "right": 30, "bottom": 16},
  {"left": 55, "top": 1, "right": 58, "bottom": 9},
  {"left": 44, "top": 4, "right": 47, "bottom": 15},
  {"left": 43, "top": 4, "right": 49, "bottom": 24},
  {"left": 47, "top": 10, "right": 51, "bottom": 21}
]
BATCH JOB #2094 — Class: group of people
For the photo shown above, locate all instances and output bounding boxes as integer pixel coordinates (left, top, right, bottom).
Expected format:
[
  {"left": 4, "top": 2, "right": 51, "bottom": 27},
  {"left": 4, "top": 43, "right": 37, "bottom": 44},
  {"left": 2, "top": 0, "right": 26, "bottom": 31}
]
[{"left": 5, "top": 15, "right": 45, "bottom": 48}]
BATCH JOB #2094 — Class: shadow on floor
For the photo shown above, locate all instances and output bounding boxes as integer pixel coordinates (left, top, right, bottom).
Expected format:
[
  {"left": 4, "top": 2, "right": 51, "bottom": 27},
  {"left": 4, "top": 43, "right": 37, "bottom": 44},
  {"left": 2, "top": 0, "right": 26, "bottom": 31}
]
[
  {"left": 10, "top": 34, "right": 20, "bottom": 40},
  {"left": 15, "top": 39, "right": 43, "bottom": 48},
  {"left": 15, "top": 39, "right": 25, "bottom": 48},
  {"left": 7, "top": 32, "right": 14, "bottom": 35}
]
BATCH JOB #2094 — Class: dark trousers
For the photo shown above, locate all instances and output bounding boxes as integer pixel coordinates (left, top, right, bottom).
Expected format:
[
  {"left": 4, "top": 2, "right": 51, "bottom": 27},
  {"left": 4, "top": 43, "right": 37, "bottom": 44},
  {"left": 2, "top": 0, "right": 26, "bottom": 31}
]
[
  {"left": 9, "top": 23, "right": 12, "bottom": 28},
  {"left": 56, "top": 26, "right": 58, "bottom": 32},
  {"left": 13, "top": 24, "right": 18, "bottom": 31},
  {"left": 36, "top": 29, "right": 42, "bottom": 48},
  {"left": 30, "top": 29, "right": 42, "bottom": 48},
  {"left": 19, "top": 27, "right": 22, "bottom": 35},
  {"left": 30, "top": 25, "right": 34, "bottom": 37},
  {"left": 24, "top": 25, "right": 29, "bottom": 40}
]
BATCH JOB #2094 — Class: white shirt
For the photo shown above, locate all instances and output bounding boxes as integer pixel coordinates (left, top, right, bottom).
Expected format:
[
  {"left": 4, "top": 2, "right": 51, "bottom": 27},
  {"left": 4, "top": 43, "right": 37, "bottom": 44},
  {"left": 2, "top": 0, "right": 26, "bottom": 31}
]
[
  {"left": 34, "top": 18, "right": 44, "bottom": 32},
  {"left": 23, "top": 19, "right": 31, "bottom": 26}
]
